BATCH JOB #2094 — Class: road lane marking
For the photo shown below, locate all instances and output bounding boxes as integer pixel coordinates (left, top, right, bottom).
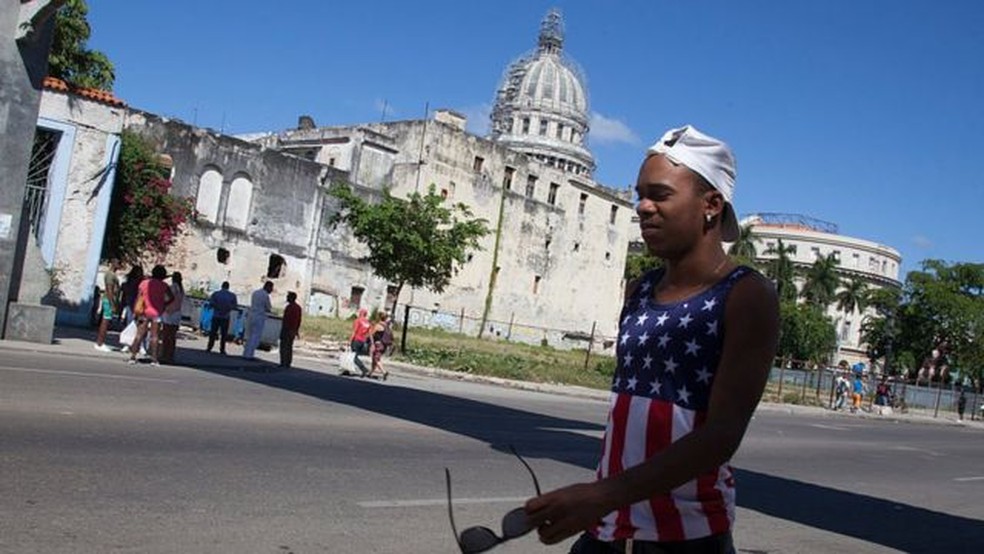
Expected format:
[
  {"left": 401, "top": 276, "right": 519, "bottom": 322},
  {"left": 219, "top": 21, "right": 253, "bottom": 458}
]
[
  {"left": 0, "top": 366, "right": 176, "bottom": 383},
  {"left": 359, "top": 496, "right": 527, "bottom": 508},
  {"left": 954, "top": 476, "right": 984, "bottom": 482},
  {"left": 891, "top": 445, "right": 943, "bottom": 456},
  {"left": 539, "top": 427, "right": 605, "bottom": 439},
  {"left": 808, "top": 424, "right": 851, "bottom": 431}
]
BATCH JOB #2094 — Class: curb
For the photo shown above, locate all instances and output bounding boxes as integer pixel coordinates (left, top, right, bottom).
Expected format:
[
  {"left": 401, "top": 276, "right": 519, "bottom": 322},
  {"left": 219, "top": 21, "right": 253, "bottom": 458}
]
[{"left": 4, "top": 336, "right": 982, "bottom": 430}]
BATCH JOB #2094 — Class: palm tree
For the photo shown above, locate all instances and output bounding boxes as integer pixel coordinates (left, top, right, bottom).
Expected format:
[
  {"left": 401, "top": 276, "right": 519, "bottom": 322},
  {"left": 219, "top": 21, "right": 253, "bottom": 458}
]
[
  {"left": 801, "top": 253, "right": 841, "bottom": 309},
  {"left": 835, "top": 277, "right": 869, "bottom": 317},
  {"left": 727, "top": 224, "right": 760, "bottom": 267},
  {"left": 764, "top": 239, "right": 797, "bottom": 302}
]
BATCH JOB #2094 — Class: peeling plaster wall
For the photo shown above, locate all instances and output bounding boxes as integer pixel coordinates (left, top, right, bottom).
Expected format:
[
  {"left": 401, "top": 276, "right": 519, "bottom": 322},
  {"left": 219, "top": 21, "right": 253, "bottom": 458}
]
[
  {"left": 280, "top": 118, "right": 633, "bottom": 346},
  {"left": 36, "top": 90, "right": 125, "bottom": 323},
  {"left": 124, "top": 111, "right": 328, "bottom": 308},
  {"left": 140, "top": 111, "right": 632, "bottom": 347}
]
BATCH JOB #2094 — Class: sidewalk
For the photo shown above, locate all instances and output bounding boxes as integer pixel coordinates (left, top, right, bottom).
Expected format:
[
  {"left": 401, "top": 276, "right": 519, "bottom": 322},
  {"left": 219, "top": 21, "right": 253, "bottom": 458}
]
[{"left": 2, "top": 325, "right": 982, "bottom": 431}]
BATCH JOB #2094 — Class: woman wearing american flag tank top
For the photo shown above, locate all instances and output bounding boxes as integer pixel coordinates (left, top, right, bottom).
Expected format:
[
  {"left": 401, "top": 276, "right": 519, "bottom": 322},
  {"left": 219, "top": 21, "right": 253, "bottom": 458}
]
[{"left": 525, "top": 126, "right": 779, "bottom": 554}]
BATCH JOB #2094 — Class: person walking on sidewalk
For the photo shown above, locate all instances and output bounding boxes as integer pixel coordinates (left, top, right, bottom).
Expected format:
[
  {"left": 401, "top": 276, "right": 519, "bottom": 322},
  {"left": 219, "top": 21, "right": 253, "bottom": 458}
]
[
  {"left": 851, "top": 374, "right": 866, "bottom": 413},
  {"left": 349, "top": 308, "right": 372, "bottom": 377},
  {"left": 243, "top": 281, "right": 273, "bottom": 360},
  {"left": 94, "top": 260, "right": 121, "bottom": 352},
  {"left": 278, "top": 292, "right": 302, "bottom": 368},
  {"left": 833, "top": 372, "right": 849, "bottom": 411},
  {"left": 207, "top": 282, "right": 238, "bottom": 355},
  {"left": 367, "top": 312, "right": 393, "bottom": 380},
  {"left": 524, "top": 125, "right": 779, "bottom": 553}
]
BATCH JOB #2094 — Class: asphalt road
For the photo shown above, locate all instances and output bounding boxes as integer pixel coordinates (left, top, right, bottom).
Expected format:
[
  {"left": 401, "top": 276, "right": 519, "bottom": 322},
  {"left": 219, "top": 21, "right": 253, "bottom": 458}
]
[{"left": 1, "top": 349, "right": 981, "bottom": 553}]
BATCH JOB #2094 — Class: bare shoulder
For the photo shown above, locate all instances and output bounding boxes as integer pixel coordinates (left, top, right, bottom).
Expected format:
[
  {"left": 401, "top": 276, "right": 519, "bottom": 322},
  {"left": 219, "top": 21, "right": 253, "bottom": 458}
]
[
  {"left": 724, "top": 269, "right": 779, "bottom": 338},
  {"left": 727, "top": 270, "right": 778, "bottom": 308}
]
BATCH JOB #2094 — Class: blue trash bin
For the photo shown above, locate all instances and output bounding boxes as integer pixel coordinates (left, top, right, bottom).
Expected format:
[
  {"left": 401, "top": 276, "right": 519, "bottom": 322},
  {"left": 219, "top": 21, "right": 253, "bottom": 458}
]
[{"left": 199, "top": 302, "right": 214, "bottom": 334}]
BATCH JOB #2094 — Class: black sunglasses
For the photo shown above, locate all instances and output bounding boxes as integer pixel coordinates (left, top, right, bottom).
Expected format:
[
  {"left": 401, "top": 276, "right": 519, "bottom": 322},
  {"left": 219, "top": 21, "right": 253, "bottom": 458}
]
[{"left": 445, "top": 446, "right": 542, "bottom": 553}]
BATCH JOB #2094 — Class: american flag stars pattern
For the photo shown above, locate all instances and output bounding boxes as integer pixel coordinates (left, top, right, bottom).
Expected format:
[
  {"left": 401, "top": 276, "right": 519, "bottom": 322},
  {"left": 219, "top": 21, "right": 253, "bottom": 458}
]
[
  {"left": 592, "top": 266, "right": 753, "bottom": 543},
  {"left": 612, "top": 267, "right": 749, "bottom": 411}
]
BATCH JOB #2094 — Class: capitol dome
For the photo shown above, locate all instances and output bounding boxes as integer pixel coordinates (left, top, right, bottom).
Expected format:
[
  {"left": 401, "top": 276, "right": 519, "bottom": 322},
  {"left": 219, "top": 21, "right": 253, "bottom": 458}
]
[{"left": 490, "top": 9, "right": 596, "bottom": 177}]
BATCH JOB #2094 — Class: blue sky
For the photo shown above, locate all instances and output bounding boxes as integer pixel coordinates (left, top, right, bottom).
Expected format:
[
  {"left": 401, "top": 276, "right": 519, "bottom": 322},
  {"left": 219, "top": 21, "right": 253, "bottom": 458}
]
[{"left": 86, "top": 1, "right": 983, "bottom": 276}]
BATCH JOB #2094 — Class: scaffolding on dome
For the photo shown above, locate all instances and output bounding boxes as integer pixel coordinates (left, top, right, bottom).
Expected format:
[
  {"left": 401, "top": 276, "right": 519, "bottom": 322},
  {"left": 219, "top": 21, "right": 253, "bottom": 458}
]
[
  {"left": 747, "top": 212, "right": 839, "bottom": 234},
  {"left": 488, "top": 8, "right": 590, "bottom": 138}
]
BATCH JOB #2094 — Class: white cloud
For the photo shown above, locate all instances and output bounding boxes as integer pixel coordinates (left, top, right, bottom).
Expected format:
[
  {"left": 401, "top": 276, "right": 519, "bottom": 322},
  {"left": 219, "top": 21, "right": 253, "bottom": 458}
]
[
  {"left": 458, "top": 103, "right": 491, "bottom": 136},
  {"left": 912, "top": 235, "right": 933, "bottom": 249},
  {"left": 589, "top": 112, "right": 640, "bottom": 145}
]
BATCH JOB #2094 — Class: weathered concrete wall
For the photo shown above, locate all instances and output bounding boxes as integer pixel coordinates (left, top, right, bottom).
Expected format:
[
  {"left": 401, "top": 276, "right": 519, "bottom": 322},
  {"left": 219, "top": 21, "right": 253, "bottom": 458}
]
[
  {"left": 0, "top": 1, "right": 57, "bottom": 336},
  {"left": 36, "top": 89, "right": 125, "bottom": 324},
  {"left": 125, "top": 111, "right": 331, "bottom": 308},
  {"left": 146, "top": 111, "right": 632, "bottom": 349},
  {"left": 369, "top": 120, "right": 630, "bottom": 342},
  {"left": 278, "top": 118, "right": 633, "bottom": 347}
]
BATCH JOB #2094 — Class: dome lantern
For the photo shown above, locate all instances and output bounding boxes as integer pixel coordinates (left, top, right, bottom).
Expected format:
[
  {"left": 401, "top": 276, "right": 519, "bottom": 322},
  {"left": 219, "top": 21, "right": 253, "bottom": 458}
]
[{"left": 489, "top": 9, "right": 596, "bottom": 177}]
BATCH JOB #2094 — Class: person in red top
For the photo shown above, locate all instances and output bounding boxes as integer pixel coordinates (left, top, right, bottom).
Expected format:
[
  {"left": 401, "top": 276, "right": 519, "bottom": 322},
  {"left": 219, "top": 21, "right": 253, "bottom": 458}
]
[
  {"left": 279, "top": 292, "right": 302, "bottom": 368},
  {"left": 128, "top": 265, "right": 174, "bottom": 366},
  {"left": 349, "top": 308, "right": 372, "bottom": 377}
]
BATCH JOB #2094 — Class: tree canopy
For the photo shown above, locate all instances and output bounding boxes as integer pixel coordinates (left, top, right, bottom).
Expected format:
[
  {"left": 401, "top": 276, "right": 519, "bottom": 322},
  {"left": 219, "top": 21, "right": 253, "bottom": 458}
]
[
  {"left": 801, "top": 253, "right": 841, "bottom": 308},
  {"left": 860, "top": 260, "right": 983, "bottom": 386},
  {"left": 328, "top": 183, "right": 490, "bottom": 314},
  {"left": 727, "top": 224, "right": 759, "bottom": 267},
  {"left": 764, "top": 239, "right": 798, "bottom": 302},
  {"left": 777, "top": 301, "right": 837, "bottom": 367},
  {"left": 624, "top": 251, "right": 663, "bottom": 282},
  {"left": 48, "top": 0, "right": 114, "bottom": 90}
]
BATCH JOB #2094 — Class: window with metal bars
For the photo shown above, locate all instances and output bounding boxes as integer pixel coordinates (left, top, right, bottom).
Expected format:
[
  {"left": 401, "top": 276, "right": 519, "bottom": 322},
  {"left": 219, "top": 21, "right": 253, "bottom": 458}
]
[{"left": 25, "top": 128, "right": 60, "bottom": 243}]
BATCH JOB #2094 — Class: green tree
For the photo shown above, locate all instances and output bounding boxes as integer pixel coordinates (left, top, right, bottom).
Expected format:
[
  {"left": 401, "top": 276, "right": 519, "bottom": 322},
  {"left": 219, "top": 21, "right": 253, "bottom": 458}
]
[
  {"left": 624, "top": 251, "right": 663, "bottom": 282},
  {"left": 764, "top": 239, "right": 797, "bottom": 302},
  {"left": 860, "top": 287, "right": 902, "bottom": 374},
  {"left": 801, "top": 253, "right": 841, "bottom": 309},
  {"left": 48, "top": 0, "right": 114, "bottom": 90},
  {"left": 777, "top": 300, "right": 837, "bottom": 367},
  {"left": 727, "top": 223, "right": 760, "bottom": 267},
  {"left": 897, "top": 260, "right": 984, "bottom": 385},
  {"left": 328, "top": 183, "right": 490, "bottom": 316},
  {"left": 835, "top": 277, "right": 869, "bottom": 316},
  {"left": 102, "top": 131, "right": 194, "bottom": 264}
]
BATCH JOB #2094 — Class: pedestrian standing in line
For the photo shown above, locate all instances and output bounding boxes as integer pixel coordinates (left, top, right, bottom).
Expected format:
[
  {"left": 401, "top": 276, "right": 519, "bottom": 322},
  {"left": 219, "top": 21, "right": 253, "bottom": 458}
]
[
  {"left": 243, "top": 281, "right": 273, "bottom": 360},
  {"left": 207, "top": 281, "right": 238, "bottom": 355},
  {"left": 120, "top": 265, "right": 143, "bottom": 325},
  {"left": 958, "top": 389, "right": 967, "bottom": 420},
  {"left": 349, "top": 308, "right": 372, "bottom": 377},
  {"left": 279, "top": 291, "right": 302, "bottom": 368},
  {"left": 128, "top": 265, "right": 174, "bottom": 366},
  {"left": 120, "top": 265, "right": 147, "bottom": 354},
  {"left": 159, "top": 271, "right": 185, "bottom": 364},
  {"left": 94, "top": 260, "right": 122, "bottom": 352},
  {"left": 524, "top": 125, "right": 779, "bottom": 553}
]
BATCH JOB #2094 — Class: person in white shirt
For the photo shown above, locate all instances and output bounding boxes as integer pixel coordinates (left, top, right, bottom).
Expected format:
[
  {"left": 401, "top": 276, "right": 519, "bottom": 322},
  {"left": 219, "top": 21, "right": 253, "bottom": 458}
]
[{"left": 243, "top": 281, "right": 273, "bottom": 360}]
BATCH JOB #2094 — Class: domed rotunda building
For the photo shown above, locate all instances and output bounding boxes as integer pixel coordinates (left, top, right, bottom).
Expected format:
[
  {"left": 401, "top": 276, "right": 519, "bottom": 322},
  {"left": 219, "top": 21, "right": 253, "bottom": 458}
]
[{"left": 489, "top": 9, "right": 595, "bottom": 178}]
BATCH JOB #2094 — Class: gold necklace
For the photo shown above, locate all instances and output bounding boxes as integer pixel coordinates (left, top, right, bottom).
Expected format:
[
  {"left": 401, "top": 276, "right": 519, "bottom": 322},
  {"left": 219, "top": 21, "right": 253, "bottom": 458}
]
[{"left": 654, "top": 257, "right": 730, "bottom": 302}]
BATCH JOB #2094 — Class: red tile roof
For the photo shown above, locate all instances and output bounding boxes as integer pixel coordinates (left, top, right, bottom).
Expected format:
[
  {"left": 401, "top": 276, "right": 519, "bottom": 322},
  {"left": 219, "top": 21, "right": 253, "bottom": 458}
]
[{"left": 42, "top": 76, "right": 126, "bottom": 107}]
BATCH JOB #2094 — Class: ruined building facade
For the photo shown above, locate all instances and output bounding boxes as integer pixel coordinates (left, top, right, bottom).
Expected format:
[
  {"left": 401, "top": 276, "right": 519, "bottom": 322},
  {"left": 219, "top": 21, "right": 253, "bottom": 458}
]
[
  {"left": 34, "top": 10, "right": 633, "bottom": 348},
  {"left": 189, "top": 10, "right": 630, "bottom": 346}
]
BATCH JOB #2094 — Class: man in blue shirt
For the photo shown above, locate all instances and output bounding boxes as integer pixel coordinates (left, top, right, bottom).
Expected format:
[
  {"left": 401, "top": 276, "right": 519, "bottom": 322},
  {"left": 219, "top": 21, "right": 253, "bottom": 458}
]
[{"left": 207, "top": 281, "right": 238, "bottom": 355}]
